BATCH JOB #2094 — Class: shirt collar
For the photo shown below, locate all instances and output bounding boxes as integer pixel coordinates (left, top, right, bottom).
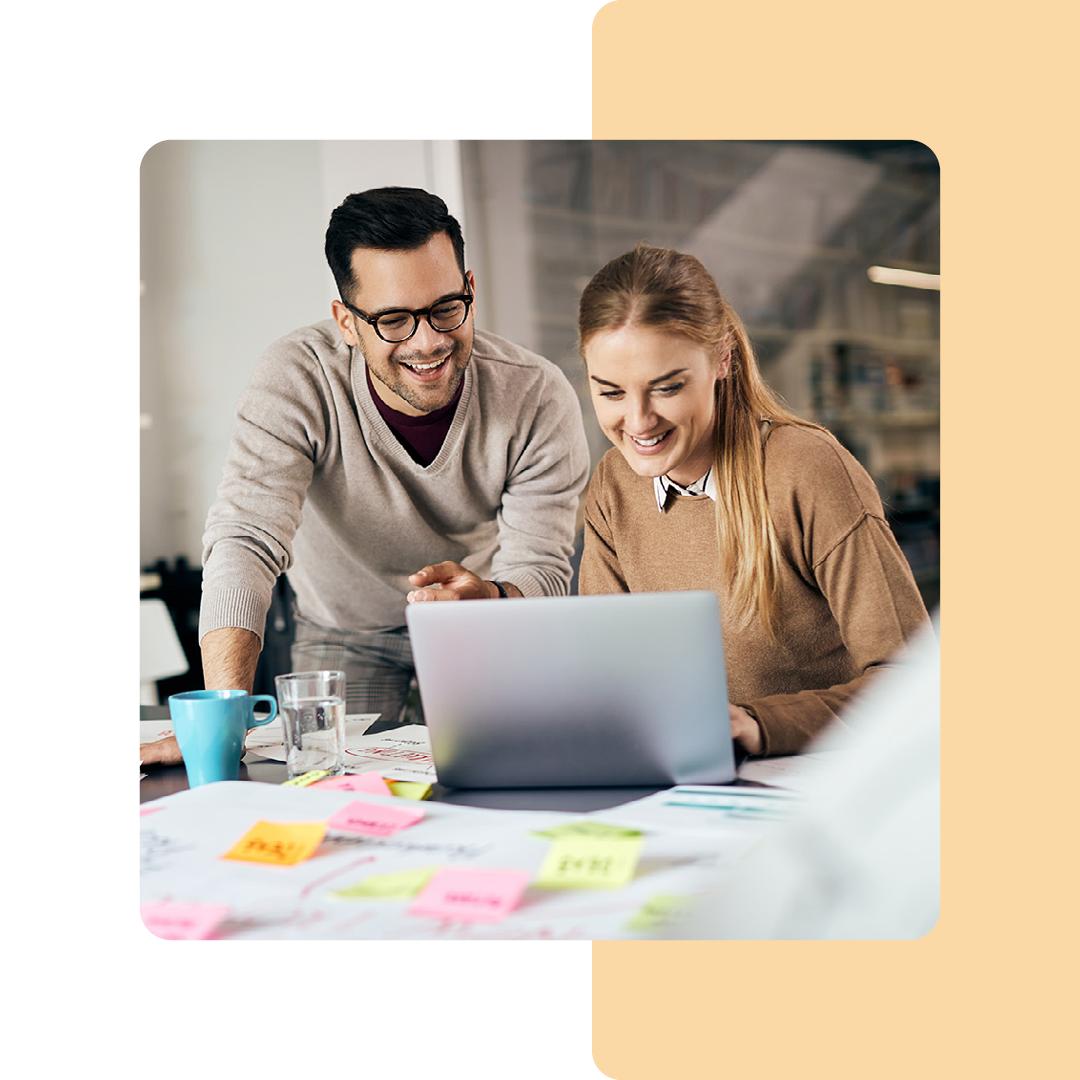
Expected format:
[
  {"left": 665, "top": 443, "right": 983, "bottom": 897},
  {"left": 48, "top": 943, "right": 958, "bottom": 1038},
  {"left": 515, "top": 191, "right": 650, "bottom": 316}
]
[{"left": 654, "top": 468, "right": 716, "bottom": 513}]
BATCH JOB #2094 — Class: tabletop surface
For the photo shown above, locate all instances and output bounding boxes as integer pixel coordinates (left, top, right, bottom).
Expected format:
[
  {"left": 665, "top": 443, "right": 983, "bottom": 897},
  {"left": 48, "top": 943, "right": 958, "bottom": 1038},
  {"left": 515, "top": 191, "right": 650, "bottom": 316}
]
[{"left": 139, "top": 706, "right": 774, "bottom": 811}]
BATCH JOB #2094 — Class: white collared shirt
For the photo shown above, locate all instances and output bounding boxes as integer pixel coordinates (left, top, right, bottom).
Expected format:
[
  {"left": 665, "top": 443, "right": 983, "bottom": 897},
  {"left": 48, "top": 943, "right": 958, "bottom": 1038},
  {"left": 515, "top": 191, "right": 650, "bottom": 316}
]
[{"left": 654, "top": 468, "right": 717, "bottom": 513}]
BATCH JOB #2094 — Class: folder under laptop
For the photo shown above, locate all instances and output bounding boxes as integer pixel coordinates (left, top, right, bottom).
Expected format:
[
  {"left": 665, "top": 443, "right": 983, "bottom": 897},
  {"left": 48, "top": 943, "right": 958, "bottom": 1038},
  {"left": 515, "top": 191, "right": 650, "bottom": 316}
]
[{"left": 405, "top": 590, "right": 736, "bottom": 789}]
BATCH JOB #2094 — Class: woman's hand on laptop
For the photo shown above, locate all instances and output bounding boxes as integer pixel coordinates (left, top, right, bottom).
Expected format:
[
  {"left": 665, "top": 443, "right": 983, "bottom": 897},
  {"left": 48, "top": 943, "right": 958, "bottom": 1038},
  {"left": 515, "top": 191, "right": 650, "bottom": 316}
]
[
  {"left": 407, "top": 562, "right": 521, "bottom": 602},
  {"left": 729, "top": 705, "right": 763, "bottom": 756}
]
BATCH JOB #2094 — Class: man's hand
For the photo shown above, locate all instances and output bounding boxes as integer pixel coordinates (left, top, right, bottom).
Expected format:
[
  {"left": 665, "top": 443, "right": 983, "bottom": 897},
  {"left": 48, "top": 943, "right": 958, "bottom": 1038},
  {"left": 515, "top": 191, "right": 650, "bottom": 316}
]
[
  {"left": 140, "top": 734, "right": 183, "bottom": 768},
  {"left": 729, "top": 704, "right": 763, "bottom": 756},
  {"left": 407, "top": 561, "right": 520, "bottom": 602}
]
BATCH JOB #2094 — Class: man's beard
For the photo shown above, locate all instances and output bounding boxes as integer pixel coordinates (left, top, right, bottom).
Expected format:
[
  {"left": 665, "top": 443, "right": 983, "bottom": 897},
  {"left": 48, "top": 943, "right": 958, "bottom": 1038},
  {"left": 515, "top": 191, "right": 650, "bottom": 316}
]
[{"left": 363, "top": 337, "right": 470, "bottom": 414}]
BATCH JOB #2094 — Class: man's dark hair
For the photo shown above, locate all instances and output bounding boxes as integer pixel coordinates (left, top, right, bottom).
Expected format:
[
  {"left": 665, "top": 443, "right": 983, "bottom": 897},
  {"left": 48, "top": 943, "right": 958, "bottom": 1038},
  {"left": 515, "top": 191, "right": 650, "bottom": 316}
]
[{"left": 324, "top": 187, "right": 466, "bottom": 303}]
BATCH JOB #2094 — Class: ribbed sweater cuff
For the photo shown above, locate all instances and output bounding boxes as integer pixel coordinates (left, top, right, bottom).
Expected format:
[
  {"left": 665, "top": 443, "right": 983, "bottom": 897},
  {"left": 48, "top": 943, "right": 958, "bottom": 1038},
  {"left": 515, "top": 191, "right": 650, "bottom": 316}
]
[{"left": 198, "top": 588, "right": 270, "bottom": 645}]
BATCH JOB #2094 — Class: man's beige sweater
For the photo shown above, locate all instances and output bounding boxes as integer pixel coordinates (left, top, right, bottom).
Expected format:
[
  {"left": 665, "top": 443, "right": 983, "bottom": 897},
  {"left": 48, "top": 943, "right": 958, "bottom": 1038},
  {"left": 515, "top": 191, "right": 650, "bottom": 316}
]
[{"left": 200, "top": 322, "right": 590, "bottom": 644}]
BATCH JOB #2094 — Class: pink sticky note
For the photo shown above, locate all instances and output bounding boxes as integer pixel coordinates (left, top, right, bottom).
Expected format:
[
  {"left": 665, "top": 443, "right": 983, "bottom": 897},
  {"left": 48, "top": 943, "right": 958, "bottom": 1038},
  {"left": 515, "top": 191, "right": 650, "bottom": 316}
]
[
  {"left": 140, "top": 806, "right": 163, "bottom": 817},
  {"left": 310, "top": 773, "right": 390, "bottom": 795},
  {"left": 326, "top": 799, "right": 425, "bottom": 837},
  {"left": 408, "top": 868, "right": 532, "bottom": 923},
  {"left": 141, "top": 901, "right": 230, "bottom": 940}
]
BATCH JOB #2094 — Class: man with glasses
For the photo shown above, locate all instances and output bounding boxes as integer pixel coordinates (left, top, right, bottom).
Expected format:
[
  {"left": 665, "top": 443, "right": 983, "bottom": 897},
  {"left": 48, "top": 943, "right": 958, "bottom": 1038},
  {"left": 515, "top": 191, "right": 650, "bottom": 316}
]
[{"left": 143, "top": 187, "right": 589, "bottom": 763}]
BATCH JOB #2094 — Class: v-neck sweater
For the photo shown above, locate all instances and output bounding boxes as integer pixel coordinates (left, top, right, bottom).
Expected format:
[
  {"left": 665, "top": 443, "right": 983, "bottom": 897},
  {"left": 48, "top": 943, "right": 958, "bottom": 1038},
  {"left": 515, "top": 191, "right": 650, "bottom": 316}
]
[{"left": 200, "top": 320, "right": 590, "bottom": 641}]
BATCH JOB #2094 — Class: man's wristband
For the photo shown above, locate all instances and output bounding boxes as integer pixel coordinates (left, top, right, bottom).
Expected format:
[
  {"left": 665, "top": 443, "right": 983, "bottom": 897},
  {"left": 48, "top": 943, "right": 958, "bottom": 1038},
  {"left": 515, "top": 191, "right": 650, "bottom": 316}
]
[{"left": 490, "top": 580, "right": 509, "bottom": 598}]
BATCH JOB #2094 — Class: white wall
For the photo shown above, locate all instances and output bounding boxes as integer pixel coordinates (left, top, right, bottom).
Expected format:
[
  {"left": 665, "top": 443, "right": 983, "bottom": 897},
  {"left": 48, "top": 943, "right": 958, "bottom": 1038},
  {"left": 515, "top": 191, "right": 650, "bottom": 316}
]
[{"left": 140, "top": 140, "right": 464, "bottom": 567}]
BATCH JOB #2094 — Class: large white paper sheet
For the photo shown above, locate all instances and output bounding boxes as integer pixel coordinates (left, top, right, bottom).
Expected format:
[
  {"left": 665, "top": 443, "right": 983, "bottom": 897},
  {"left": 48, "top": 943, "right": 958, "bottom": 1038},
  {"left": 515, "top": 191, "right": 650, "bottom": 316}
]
[
  {"left": 589, "top": 784, "right": 802, "bottom": 835},
  {"left": 736, "top": 751, "right": 846, "bottom": 792},
  {"left": 248, "top": 721, "right": 436, "bottom": 782},
  {"left": 139, "top": 781, "right": 785, "bottom": 939}
]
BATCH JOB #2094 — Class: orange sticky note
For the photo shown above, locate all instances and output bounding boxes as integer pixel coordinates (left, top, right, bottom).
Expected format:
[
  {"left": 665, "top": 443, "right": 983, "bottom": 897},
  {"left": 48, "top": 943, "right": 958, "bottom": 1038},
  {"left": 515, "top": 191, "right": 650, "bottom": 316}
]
[{"left": 222, "top": 820, "right": 328, "bottom": 866}]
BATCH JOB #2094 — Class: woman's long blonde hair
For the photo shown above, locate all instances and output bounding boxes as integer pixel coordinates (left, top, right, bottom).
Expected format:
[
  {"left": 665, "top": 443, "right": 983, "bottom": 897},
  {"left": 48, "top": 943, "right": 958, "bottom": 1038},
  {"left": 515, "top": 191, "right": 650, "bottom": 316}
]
[{"left": 578, "top": 244, "right": 828, "bottom": 640}]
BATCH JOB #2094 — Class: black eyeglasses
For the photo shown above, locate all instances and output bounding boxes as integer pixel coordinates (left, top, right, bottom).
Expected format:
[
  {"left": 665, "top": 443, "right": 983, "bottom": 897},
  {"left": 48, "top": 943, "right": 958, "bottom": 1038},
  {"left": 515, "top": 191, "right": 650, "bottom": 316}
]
[{"left": 343, "top": 281, "right": 474, "bottom": 343}]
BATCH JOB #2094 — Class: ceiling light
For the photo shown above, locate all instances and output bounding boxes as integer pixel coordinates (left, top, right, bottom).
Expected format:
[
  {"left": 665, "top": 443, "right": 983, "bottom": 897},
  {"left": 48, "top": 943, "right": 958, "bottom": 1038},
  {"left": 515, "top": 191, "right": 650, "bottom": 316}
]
[{"left": 867, "top": 266, "right": 940, "bottom": 290}]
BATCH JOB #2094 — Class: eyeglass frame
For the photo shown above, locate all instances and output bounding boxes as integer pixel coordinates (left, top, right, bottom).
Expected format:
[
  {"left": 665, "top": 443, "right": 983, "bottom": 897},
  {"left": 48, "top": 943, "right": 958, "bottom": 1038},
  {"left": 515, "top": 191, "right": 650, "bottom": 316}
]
[{"left": 341, "top": 279, "right": 474, "bottom": 343}]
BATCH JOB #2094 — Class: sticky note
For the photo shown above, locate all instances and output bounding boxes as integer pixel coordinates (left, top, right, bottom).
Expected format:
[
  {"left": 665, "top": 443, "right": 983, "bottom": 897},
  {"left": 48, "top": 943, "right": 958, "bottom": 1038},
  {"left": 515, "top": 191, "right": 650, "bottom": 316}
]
[
  {"left": 310, "top": 772, "right": 390, "bottom": 795},
  {"left": 222, "top": 820, "right": 327, "bottom": 865},
  {"left": 326, "top": 799, "right": 425, "bottom": 837},
  {"left": 409, "top": 868, "right": 532, "bottom": 923},
  {"left": 281, "top": 770, "right": 334, "bottom": 787},
  {"left": 141, "top": 901, "right": 230, "bottom": 940},
  {"left": 330, "top": 865, "right": 440, "bottom": 900},
  {"left": 531, "top": 821, "right": 642, "bottom": 841},
  {"left": 386, "top": 781, "right": 432, "bottom": 800},
  {"left": 140, "top": 806, "right": 163, "bottom": 817},
  {"left": 535, "top": 836, "right": 643, "bottom": 889},
  {"left": 625, "top": 893, "right": 691, "bottom": 932}
]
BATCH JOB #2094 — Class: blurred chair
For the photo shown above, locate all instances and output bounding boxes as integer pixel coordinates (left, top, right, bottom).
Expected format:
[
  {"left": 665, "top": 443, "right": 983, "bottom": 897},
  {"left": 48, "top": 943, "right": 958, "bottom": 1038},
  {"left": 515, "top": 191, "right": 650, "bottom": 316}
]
[{"left": 140, "top": 598, "right": 189, "bottom": 705}]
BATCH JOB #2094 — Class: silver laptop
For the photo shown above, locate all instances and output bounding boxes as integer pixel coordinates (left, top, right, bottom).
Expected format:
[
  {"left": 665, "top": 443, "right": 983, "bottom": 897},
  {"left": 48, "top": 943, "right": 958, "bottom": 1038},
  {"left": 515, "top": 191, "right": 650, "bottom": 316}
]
[{"left": 405, "top": 590, "right": 735, "bottom": 789}]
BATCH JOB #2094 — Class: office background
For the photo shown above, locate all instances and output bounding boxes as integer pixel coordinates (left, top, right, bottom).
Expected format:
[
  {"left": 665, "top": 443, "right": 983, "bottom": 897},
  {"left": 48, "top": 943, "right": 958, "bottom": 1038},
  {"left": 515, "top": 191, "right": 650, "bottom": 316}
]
[{"left": 141, "top": 139, "right": 939, "bottom": 692}]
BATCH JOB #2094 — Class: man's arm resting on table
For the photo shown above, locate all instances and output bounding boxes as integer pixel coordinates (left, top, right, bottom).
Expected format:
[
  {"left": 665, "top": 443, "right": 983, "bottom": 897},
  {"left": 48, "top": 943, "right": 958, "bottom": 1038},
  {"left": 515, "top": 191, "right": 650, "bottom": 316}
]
[{"left": 139, "top": 627, "right": 263, "bottom": 768}]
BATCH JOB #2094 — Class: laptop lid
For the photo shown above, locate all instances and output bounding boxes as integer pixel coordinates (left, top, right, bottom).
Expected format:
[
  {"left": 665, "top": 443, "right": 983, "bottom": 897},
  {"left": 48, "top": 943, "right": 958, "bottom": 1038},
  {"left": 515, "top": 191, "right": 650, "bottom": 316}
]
[{"left": 405, "top": 591, "right": 735, "bottom": 789}]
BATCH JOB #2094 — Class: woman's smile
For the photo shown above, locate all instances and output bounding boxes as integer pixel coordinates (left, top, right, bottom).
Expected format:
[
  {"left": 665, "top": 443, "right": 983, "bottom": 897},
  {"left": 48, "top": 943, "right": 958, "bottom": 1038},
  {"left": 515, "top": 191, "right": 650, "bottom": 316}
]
[{"left": 584, "top": 326, "right": 728, "bottom": 486}]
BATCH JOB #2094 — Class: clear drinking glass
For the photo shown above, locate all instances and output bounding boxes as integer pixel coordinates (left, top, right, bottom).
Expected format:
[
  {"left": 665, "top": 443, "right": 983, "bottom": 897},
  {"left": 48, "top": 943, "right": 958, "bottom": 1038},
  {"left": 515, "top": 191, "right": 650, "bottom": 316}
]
[{"left": 274, "top": 670, "right": 347, "bottom": 779}]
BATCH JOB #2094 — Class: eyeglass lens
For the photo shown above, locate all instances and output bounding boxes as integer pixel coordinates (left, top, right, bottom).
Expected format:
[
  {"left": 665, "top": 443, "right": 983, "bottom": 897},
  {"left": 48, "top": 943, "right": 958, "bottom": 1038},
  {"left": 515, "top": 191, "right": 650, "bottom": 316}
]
[{"left": 376, "top": 299, "right": 469, "bottom": 342}]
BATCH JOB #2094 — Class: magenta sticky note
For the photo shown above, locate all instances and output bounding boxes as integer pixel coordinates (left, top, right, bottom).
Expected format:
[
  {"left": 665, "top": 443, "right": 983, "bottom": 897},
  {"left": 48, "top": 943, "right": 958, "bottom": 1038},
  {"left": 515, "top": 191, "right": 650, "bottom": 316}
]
[
  {"left": 310, "top": 773, "right": 390, "bottom": 795},
  {"left": 141, "top": 901, "right": 230, "bottom": 940},
  {"left": 326, "top": 799, "right": 425, "bottom": 837},
  {"left": 408, "top": 868, "right": 532, "bottom": 923}
]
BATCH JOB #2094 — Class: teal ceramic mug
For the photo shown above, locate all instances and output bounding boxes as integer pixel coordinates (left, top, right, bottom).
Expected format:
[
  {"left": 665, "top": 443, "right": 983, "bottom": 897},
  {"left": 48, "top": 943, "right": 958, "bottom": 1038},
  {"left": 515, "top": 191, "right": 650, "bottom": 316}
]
[{"left": 168, "top": 690, "right": 278, "bottom": 787}]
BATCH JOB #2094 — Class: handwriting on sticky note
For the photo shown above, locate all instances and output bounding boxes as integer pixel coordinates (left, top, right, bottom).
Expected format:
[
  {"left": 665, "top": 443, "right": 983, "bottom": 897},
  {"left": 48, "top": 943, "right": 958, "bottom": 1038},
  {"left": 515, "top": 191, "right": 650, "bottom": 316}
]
[
  {"left": 408, "top": 868, "right": 532, "bottom": 923},
  {"left": 625, "top": 893, "right": 691, "bottom": 932},
  {"left": 222, "top": 820, "right": 328, "bottom": 865},
  {"left": 531, "top": 820, "right": 642, "bottom": 841},
  {"left": 281, "top": 770, "right": 333, "bottom": 787},
  {"left": 386, "top": 780, "right": 431, "bottom": 800},
  {"left": 310, "top": 773, "right": 390, "bottom": 795},
  {"left": 330, "top": 865, "right": 440, "bottom": 900},
  {"left": 141, "top": 901, "right": 230, "bottom": 940},
  {"left": 326, "top": 800, "right": 425, "bottom": 837},
  {"left": 535, "top": 836, "right": 643, "bottom": 889}
]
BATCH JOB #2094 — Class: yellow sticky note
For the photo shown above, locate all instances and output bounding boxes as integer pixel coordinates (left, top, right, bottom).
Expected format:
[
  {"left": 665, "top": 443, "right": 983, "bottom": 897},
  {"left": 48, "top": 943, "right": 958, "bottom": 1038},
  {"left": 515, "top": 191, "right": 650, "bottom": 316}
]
[
  {"left": 222, "top": 820, "right": 328, "bottom": 866},
  {"left": 329, "top": 865, "right": 440, "bottom": 900},
  {"left": 625, "top": 893, "right": 691, "bottom": 932},
  {"left": 531, "top": 821, "right": 642, "bottom": 841},
  {"left": 386, "top": 781, "right": 432, "bottom": 800},
  {"left": 535, "top": 836, "right": 643, "bottom": 890},
  {"left": 281, "top": 770, "right": 333, "bottom": 787}
]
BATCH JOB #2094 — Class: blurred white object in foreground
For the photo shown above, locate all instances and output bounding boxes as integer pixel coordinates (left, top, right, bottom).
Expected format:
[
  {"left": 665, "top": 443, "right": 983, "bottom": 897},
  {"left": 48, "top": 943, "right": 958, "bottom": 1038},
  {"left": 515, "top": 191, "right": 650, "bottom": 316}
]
[{"left": 677, "top": 615, "right": 940, "bottom": 940}]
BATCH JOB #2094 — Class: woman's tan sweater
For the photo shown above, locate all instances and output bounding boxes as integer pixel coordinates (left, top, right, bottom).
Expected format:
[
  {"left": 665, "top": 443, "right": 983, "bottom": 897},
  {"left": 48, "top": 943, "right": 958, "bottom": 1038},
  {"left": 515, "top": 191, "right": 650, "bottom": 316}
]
[{"left": 579, "top": 424, "right": 931, "bottom": 756}]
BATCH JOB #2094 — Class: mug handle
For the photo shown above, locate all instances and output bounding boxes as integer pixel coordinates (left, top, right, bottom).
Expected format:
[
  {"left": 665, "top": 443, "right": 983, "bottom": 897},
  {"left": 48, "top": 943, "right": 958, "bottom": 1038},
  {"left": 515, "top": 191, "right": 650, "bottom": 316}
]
[{"left": 249, "top": 695, "right": 279, "bottom": 727}]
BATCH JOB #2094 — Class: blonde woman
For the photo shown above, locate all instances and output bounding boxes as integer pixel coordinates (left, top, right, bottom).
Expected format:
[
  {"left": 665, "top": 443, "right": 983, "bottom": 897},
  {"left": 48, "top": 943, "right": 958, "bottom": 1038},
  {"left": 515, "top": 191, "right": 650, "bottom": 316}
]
[{"left": 578, "top": 245, "right": 930, "bottom": 758}]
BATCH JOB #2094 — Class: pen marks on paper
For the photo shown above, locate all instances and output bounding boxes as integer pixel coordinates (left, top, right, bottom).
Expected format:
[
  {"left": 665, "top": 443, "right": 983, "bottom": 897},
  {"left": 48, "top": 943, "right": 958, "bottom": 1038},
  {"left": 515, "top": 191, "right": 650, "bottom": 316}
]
[
  {"left": 140, "top": 829, "right": 194, "bottom": 874},
  {"left": 320, "top": 834, "right": 494, "bottom": 862}
]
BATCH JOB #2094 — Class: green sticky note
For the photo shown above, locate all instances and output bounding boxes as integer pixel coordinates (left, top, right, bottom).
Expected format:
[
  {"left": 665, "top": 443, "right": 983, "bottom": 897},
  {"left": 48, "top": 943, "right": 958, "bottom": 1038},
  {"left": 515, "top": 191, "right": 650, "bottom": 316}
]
[
  {"left": 535, "top": 836, "right": 643, "bottom": 890},
  {"left": 386, "top": 781, "right": 432, "bottom": 800},
  {"left": 281, "top": 770, "right": 333, "bottom": 787},
  {"left": 329, "top": 865, "right": 440, "bottom": 900},
  {"left": 625, "top": 893, "right": 691, "bottom": 931},
  {"left": 530, "top": 821, "right": 642, "bottom": 841}
]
